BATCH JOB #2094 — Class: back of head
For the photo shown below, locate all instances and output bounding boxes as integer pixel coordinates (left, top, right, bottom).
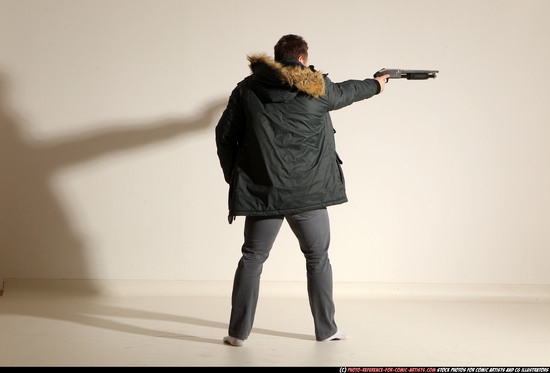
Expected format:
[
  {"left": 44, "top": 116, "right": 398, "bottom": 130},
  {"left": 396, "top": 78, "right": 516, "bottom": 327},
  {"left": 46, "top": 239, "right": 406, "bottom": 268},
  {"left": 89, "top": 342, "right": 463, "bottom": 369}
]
[{"left": 274, "top": 34, "right": 308, "bottom": 62}]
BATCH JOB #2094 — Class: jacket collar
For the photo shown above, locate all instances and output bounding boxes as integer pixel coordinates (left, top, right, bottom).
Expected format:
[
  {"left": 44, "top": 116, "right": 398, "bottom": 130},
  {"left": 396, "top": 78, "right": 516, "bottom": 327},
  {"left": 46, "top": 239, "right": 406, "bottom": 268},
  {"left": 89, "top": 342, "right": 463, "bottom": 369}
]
[{"left": 247, "top": 53, "right": 325, "bottom": 98}]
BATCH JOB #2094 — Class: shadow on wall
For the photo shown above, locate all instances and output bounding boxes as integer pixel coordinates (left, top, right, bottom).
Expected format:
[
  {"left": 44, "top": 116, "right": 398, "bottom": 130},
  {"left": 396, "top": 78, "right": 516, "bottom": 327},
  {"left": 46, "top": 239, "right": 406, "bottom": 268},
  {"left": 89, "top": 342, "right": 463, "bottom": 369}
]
[{"left": 0, "top": 71, "right": 227, "bottom": 293}]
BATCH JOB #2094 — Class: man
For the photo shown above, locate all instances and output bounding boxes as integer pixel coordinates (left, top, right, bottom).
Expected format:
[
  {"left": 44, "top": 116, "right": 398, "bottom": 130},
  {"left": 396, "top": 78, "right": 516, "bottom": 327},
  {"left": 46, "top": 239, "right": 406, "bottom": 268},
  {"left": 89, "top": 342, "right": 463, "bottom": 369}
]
[{"left": 216, "top": 34, "right": 388, "bottom": 346}]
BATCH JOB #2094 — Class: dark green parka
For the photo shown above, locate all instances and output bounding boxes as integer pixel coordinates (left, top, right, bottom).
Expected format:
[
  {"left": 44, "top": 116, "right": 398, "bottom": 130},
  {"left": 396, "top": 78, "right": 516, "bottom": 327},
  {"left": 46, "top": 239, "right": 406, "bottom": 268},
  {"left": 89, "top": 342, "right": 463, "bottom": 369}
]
[{"left": 216, "top": 54, "right": 380, "bottom": 222}]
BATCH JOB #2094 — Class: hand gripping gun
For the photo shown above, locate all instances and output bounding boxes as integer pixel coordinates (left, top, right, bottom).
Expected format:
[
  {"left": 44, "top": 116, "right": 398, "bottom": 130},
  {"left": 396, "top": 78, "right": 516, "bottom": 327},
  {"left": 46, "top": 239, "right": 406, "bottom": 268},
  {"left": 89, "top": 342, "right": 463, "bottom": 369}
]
[{"left": 374, "top": 68, "right": 439, "bottom": 82}]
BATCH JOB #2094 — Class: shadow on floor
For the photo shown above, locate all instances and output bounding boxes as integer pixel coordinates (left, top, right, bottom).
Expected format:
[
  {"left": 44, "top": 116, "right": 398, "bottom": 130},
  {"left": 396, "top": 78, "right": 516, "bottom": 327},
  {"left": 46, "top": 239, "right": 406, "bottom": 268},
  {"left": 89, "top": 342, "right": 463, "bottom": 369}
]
[{"left": 0, "top": 290, "right": 314, "bottom": 345}]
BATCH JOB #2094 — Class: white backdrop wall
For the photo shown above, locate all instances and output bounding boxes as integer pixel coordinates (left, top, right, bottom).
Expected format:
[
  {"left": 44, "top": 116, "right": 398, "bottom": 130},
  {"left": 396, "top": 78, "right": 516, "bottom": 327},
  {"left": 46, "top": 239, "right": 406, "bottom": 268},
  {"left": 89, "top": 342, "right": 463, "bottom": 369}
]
[{"left": 1, "top": 0, "right": 549, "bottom": 285}]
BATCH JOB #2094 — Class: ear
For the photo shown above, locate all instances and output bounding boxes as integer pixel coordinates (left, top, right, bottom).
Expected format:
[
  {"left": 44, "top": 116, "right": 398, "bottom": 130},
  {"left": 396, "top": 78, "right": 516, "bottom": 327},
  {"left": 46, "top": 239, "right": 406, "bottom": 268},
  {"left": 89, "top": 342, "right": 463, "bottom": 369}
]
[{"left": 298, "top": 55, "right": 307, "bottom": 65}]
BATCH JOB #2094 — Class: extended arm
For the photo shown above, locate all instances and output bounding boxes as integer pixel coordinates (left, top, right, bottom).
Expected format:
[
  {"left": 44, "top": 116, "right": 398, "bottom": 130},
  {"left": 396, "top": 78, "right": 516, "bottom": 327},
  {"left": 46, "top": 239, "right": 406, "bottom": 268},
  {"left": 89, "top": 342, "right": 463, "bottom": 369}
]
[{"left": 326, "top": 76, "right": 385, "bottom": 111}]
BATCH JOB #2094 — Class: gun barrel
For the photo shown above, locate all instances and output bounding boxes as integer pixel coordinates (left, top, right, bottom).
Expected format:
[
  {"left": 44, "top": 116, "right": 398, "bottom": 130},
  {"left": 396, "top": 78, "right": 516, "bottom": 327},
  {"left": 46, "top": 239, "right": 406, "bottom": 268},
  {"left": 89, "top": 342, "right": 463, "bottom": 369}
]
[{"left": 374, "top": 68, "right": 439, "bottom": 80}]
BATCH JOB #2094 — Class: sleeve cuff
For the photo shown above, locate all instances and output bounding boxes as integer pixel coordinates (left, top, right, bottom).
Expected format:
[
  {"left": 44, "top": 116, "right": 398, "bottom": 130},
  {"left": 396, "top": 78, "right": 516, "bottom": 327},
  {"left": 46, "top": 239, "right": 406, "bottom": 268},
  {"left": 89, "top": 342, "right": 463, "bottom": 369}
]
[{"left": 373, "top": 79, "right": 381, "bottom": 94}]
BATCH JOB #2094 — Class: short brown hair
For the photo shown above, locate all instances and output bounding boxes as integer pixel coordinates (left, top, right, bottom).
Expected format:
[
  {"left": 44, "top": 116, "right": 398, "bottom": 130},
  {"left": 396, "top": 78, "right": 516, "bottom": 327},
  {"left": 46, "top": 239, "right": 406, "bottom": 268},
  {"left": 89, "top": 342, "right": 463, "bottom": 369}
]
[{"left": 274, "top": 34, "right": 308, "bottom": 61}]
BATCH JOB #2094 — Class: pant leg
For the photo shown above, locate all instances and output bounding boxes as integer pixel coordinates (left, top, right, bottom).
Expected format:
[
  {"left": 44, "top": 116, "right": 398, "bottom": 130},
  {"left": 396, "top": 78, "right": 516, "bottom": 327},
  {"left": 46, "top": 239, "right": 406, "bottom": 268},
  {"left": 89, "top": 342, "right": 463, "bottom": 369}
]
[
  {"left": 285, "top": 208, "right": 338, "bottom": 341},
  {"left": 228, "top": 215, "right": 284, "bottom": 340}
]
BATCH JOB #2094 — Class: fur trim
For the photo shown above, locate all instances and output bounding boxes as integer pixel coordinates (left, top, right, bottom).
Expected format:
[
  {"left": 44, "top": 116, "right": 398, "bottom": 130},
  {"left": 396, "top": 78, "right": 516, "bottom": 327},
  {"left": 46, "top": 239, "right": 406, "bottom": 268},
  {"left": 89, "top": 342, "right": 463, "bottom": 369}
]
[{"left": 248, "top": 53, "right": 325, "bottom": 98}]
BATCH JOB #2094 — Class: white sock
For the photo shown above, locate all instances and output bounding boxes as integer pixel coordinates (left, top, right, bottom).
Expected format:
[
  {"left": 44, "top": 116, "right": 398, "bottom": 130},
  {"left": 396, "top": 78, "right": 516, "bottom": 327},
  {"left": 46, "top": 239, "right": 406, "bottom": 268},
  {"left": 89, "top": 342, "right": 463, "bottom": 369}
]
[
  {"left": 321, "top": 330, "right": 350, "bottom": 342},
  {"left": 223, "top": 336, "right": 245, "bottom": 347}
]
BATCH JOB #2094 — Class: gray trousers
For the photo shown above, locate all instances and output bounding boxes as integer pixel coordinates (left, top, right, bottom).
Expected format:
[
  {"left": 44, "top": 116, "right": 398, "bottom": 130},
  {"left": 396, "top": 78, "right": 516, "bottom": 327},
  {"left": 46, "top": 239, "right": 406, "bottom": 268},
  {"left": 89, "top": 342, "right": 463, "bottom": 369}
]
[{"left": 228, "top": 208, "right": 337, "bottom": 341}]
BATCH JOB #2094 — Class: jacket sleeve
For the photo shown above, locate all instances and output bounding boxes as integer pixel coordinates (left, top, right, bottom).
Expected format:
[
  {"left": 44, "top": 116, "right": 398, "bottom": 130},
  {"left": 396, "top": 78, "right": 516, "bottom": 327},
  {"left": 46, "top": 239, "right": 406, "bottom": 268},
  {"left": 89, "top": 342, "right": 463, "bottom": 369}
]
[
  {"left": 325, "top": 76, "right": 381, "bottom": 111},
  {"left": 215, "top": 86, "right": 245, "bottom": 183}
]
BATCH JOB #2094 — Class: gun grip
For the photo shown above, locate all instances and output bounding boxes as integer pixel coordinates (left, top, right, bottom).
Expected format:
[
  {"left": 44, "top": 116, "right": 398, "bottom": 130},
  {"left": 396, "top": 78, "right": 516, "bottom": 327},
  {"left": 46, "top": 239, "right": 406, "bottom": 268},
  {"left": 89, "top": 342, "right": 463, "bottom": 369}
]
[{"left": 373, "top": 70, "right": 389, "bottom": 83}]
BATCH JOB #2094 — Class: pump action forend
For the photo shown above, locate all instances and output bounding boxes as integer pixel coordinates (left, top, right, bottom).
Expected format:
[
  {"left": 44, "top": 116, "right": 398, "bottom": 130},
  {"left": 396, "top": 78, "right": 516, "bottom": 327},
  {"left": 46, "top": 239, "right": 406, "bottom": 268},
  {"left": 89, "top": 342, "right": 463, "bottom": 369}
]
[{"left": 374, "top": 68, "right": 439, "bottom": 82}]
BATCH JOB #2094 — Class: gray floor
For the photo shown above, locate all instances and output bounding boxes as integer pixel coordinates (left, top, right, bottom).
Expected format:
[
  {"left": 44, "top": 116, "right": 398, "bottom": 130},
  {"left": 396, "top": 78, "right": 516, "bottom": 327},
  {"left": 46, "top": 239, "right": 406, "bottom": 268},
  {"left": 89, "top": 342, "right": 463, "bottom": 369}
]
[{"left": 1, "top": 280, "right": 549, "bottom": 367}]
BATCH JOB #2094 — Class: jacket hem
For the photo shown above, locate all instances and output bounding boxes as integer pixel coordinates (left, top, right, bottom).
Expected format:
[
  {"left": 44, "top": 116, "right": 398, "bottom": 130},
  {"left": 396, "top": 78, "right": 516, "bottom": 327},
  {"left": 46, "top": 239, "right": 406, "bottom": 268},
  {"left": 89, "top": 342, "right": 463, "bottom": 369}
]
[{"left": 231, "top": 198, "right": 348, "bottom": 217}]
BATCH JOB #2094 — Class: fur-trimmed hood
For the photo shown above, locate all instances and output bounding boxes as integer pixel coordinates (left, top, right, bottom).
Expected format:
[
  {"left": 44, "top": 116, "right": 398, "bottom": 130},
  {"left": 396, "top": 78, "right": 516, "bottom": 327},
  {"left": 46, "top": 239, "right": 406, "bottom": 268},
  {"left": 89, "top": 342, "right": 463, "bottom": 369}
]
[{"left": 247, "top": 53, "right": 325, "bottom": 99}]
